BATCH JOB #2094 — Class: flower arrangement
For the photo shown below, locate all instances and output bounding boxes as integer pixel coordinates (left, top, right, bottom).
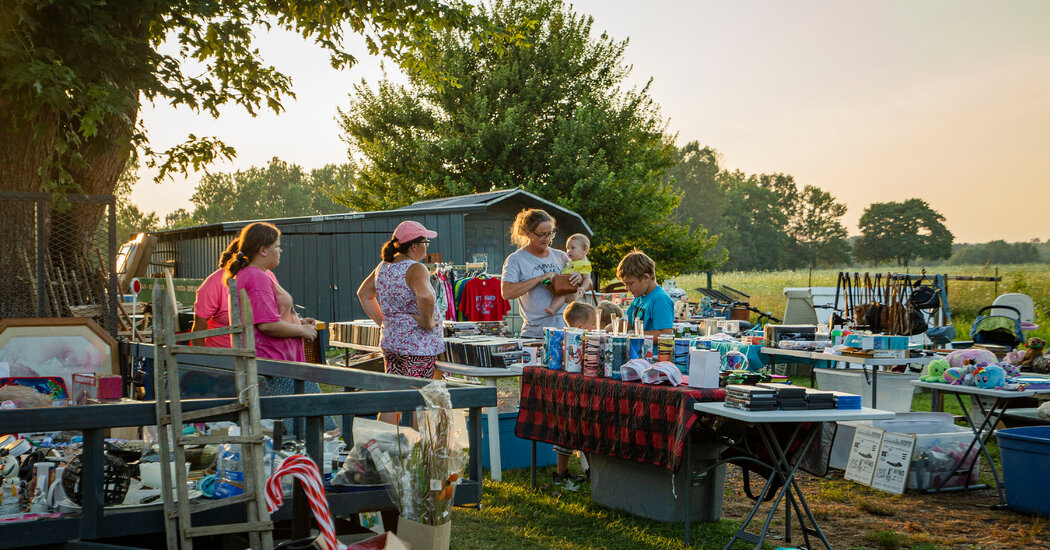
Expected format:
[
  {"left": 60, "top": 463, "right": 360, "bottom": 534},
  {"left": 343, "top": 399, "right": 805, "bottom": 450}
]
[{"left": 368, "top": 381, "right": 467, "bottom": 526}]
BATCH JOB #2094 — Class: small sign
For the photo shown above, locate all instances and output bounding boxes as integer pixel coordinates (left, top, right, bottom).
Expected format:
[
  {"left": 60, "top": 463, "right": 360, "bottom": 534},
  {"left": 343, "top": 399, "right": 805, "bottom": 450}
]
[
  {"left": 130, "top": 277, "right": 142, "bottom": 296},
  {"left": 845, "top": 425, "right": 884, "bottom": 486},
  {"left": 871, "top": 432, "right": 916, "bottom": 494}
]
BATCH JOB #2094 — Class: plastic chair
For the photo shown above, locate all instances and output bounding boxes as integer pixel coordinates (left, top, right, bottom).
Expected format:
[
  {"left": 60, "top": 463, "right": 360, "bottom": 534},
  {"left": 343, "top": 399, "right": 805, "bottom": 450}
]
[{"left": 992, "top": 293, "right": 1036, "bottom": 324}]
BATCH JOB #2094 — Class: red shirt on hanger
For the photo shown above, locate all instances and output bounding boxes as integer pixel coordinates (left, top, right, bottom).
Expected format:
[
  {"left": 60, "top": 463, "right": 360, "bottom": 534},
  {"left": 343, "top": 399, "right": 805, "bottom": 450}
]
[{"left": 458, "top": 277, "right": 510, "bottom": 321}]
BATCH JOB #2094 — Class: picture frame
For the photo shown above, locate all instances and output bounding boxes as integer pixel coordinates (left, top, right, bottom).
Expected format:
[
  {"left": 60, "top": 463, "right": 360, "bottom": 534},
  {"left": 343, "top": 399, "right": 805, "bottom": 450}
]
[{"left": 0, "top": 318, "right": 118, "bottom": 395}]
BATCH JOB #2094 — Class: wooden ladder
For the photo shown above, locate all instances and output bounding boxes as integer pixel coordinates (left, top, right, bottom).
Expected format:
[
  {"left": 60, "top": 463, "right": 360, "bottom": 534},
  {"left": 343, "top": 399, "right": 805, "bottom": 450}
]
[{"left": 152, "top": 278, "right": 274, "bottom": 550}]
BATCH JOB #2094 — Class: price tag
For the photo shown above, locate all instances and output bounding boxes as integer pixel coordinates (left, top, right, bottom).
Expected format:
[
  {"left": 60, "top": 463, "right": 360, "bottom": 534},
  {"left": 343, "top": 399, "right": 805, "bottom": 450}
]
[
  {"left": 845, "top": 425, "right": 884, "bottom": 486},
  {"left": 430, "top": 479, "right": 443, "bottom": 491}
]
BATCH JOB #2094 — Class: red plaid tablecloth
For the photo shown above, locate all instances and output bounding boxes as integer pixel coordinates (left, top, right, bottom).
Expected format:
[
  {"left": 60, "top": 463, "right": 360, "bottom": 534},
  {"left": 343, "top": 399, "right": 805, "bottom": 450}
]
[{"left": 514, "top": 367, "right": 725, "bottom": 472}]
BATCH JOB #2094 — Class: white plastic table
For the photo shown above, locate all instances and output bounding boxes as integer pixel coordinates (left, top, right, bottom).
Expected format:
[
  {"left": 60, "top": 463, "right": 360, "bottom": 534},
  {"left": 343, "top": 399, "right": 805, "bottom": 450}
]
[
  {"left": 694, "top": 402, "right": 895, "bottom": 550},
  {"left": 911, "top": 381, "right": 1050, "bottom": 507},
  {"left": 328, "top": 341, "right": 523, "bottom": 481},
  {"left": 761, "top": 347, "right": 936, "bottom": 409}
]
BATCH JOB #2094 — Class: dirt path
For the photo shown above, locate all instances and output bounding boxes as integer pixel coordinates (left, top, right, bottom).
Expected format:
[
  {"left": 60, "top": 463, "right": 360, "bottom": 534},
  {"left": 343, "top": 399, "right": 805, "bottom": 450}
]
[{"left": 718, "top": 467, "right": 1049, "bottom": 549}]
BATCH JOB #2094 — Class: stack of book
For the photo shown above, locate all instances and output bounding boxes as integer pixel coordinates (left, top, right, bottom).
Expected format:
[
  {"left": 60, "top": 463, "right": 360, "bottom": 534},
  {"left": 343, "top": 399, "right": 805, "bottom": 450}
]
[
  {"left": 329, "top": 320, "right": 381, "bottom": 347},
  {"left": 724, "top": 384, "right": 778, "bottom": 411},
  {"left": 803, "top": 388, "right": 837, "bottom": 410},
  {"left": 757, "top": 383, "right": 808, "bottom": 410},
  {"left": 440, "top": 336, "right": 525, "bottom": 367},
  {"left": 832, "top": 391, "right": 862, "bottom": 410}
]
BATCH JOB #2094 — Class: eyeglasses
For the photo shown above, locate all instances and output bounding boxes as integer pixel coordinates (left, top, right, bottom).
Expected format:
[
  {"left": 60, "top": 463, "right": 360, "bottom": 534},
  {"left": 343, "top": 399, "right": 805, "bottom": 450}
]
[
  {"left": 419, "top": 239, "right": 431, "bottom": 245},
  {"left": 530, "top": 229, "right": 556, "bottom": 241}
]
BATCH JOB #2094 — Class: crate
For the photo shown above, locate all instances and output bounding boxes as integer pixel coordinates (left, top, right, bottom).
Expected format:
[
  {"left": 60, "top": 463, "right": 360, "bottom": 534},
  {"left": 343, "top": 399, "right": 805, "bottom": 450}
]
[
  {"left": 830, "top": 412, "right": 980, "bottom": 490},
  {"left": 814, "top": 368, "right": 918, "bottom": 412},
  {"left": 995, "top": 426, "right": 1050, "bottom": 516},
  {"left": 468, "top": 411, "right": 557, "bottom": 471}
]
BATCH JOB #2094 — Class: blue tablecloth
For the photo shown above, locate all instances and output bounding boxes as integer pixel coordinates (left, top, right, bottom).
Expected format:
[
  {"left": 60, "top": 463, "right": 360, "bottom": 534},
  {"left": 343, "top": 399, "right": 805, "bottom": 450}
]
[{"left": 708, "top": 341, "right": 765, "bottom": 372}]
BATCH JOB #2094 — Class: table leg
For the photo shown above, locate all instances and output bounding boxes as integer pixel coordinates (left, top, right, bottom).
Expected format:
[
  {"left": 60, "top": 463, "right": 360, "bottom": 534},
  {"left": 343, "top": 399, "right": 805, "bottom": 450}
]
[
  {"left": 485, "top": 377, "right": 503, "bottom": 481},
  {"left": 684, "top": 432, "right": 692, "bottom": 546},
  {"left": 927, "top": 394, "right": 1007, "bottom": 507},
  {"left": 871, "top": 364, "right": 878, "bottom": 409},
  {"left": 530, "top": 440, "right": 537, "bottom": 489}
]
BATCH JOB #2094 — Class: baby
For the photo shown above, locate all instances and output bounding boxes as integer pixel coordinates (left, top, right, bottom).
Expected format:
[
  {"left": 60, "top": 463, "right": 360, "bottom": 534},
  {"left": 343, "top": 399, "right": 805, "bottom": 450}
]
[{"left": 545, "top": 233, "right": 593, "bottom": 316}]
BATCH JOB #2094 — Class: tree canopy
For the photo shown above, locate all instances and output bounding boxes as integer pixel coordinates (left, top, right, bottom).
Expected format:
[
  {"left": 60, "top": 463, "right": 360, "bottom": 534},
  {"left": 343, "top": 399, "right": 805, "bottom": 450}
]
[
  {"left": 334, "top": 0, "right": 720, "bottom": 276},
  {"left": 853, "top": 199, "right": 953, "bottom": 266},
  {"left": 0, "top": 0, "right": 517, "bottom": 196}
]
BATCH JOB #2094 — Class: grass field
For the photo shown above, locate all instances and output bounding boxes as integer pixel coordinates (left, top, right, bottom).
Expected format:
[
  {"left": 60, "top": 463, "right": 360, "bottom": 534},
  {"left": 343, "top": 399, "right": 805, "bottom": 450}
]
[{"left": 674, "top": 263, "right": 1050, "bottom": 344}]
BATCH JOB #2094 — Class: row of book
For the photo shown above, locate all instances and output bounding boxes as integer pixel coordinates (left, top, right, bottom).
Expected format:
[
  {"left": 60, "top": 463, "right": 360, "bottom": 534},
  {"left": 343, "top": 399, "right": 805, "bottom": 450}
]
[
  {"left": 330, "top": 320, "right": 511, "bottom": 347},
  {"left": 439, "top": 336, "right": 526, "bottom": 368},
  {"left": 723, "top": 383, "right": 860, "bottom": 411}
]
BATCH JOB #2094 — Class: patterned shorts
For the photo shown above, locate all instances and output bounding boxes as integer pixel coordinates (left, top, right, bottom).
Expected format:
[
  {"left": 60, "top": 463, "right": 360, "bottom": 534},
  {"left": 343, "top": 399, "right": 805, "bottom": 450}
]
[{"left": 383, "top": 351, "right": 436, "bottom": 379}]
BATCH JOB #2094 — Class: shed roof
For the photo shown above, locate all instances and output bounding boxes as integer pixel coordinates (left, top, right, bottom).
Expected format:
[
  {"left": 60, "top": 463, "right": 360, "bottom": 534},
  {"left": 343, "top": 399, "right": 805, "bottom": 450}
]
[{"left": 394, "top": 188, "right": 592, "bottom": 235}]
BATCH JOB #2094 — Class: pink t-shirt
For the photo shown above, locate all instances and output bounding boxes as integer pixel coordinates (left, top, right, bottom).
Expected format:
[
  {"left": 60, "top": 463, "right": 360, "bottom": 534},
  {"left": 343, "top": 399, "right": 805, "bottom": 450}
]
[
  {"left": 236, "top": 266, "right": 305, "bottom": 362},
  {"left": 194, "top": 268, "right": 277, "bottom": 348}
]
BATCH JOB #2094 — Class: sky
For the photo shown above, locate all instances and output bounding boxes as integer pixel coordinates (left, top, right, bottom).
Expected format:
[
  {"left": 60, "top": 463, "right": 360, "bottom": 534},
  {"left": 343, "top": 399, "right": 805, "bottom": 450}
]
[{"left": 132, "top": 0, "right": 1050, "bottom": 243}]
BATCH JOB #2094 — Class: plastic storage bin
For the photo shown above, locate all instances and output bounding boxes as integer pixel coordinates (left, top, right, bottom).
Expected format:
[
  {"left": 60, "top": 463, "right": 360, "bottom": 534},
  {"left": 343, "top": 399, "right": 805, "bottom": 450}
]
[
  {"left": 468, "top": 411, "right": 557, "bottom": 471},
  {"left": 830, "top": 412, "right": 980, "bottom": 490},
  {"left": 814, "top": 367, "right": 918, "bottom": 412},
  {"left": 995, "top": 426, "right": 1050, "bottom": 516}
]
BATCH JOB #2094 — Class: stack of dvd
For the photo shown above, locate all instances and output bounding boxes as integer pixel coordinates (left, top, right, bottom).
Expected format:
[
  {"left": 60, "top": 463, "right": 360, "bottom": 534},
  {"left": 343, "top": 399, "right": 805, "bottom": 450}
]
[
  {"left": 831, "top": 391, "right": 862, "bottom": 410},
  {"left": 724, "top": 384, "right": 778, "bottom": 411},
  {"left": 803, "top": 388, "right": 836, "bottom": 410},
  {"left": 721, "top": 370, "right": 770, "bottom": 386},
  {"left": 757, "top": 382, "right": 808, "bottom": 410}
]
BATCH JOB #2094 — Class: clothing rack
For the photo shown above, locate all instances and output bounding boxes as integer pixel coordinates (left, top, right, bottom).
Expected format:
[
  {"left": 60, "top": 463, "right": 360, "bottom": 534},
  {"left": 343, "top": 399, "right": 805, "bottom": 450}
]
[{"left": 427, "top": 261, "right": 488, "bottom": 280}]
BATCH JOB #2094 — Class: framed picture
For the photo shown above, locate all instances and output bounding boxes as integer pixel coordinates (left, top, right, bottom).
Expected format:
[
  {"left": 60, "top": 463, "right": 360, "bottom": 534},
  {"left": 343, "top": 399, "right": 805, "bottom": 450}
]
[{"left": 0, "top": 318, "right": 118, "bottom": 395}]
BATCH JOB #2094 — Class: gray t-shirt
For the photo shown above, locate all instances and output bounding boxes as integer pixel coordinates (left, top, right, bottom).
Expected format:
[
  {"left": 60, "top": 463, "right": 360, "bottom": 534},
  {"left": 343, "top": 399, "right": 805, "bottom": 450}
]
[{"left": 502, "top": 247, "right": 569, "bottom": 338}]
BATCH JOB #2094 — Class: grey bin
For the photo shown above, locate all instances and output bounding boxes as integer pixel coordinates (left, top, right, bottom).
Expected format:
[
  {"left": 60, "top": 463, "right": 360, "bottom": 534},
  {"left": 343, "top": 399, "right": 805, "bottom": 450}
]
[{"left": 589, "top": 438, "right": 725, "bottom": 523}]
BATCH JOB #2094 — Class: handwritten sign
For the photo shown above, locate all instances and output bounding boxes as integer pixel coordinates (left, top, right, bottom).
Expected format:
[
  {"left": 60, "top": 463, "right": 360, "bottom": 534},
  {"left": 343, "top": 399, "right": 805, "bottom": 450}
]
[
  {"left": 845, "top": 425, "right": 884, "bottom": 486},
  {"left": 871, "top": 432, "right": 916, "bottom": 494}
]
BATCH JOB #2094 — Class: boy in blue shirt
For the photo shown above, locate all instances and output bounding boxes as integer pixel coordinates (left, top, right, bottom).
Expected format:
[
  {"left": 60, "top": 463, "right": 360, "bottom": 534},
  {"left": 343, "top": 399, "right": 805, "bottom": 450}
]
[{"left": 618, "top": 250, "right": 674, "bottom": 336}]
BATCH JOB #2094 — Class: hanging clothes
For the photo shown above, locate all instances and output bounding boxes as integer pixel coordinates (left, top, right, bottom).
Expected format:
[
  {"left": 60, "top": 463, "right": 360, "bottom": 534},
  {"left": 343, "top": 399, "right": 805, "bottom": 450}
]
[{"left": 457, "top": 275, "right": 510, "bottom": 322}]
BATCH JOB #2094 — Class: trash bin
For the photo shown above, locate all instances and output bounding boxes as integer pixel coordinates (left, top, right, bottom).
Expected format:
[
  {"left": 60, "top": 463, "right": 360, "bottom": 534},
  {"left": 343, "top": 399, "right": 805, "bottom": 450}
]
[{"left": 995, "top": 426, "right": 1050, "bottom": 516}]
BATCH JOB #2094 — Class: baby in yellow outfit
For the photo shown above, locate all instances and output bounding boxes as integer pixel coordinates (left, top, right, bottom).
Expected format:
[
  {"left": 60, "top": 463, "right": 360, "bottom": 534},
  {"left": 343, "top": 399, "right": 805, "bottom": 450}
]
[{"left": 545, "top": 233, "right": 593, "bottom": 316}]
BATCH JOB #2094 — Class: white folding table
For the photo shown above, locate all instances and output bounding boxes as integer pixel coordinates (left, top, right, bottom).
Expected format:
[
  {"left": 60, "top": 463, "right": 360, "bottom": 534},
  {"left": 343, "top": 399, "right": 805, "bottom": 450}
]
[
  {"left": 911, "top": 380, "right": 1050, "bottom": 507},
  {"left": 693, "top": 403, "right": 895, "bottom": 549}
]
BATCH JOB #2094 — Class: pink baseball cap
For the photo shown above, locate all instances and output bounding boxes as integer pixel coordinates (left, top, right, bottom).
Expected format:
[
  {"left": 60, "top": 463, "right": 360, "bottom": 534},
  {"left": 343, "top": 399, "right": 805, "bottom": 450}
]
[{"left": 392, "top": 220, "right": 437, "bottom": 242}]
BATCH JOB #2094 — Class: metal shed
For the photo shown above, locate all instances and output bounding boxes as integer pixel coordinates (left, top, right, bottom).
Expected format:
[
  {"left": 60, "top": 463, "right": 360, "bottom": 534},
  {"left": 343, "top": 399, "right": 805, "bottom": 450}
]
[{"left": 148, "top": 188, "right": 591, "bottom": 323}]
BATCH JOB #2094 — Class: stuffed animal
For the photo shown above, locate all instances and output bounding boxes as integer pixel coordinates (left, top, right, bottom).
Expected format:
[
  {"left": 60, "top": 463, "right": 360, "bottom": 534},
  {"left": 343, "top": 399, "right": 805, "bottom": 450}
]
[
  {"left": 997, "top": 361, "right": 1022, "bottom": 380},
  {"left": 921, "top": 358, "right": 950, "bottom": 383},
  {"left": 1004, "top": 349, "right": 1026, "bottom": 366},
  {"left": 1021, "top": 337, "right": 1047, "bottom": 367},
  {"left": 974, "top": 365, "right": 1006, "bottom": 389},
  {"left": 943, "top": 367, "right": 965, "bottom": 385},
  {"left": 946, "top": 348, "right": 997, "bottom": 370}
]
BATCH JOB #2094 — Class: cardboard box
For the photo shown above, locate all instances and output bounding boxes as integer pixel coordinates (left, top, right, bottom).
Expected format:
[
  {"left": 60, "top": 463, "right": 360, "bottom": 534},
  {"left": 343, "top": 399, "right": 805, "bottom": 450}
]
[
  {"left": 397, "top": 519, "right": 450, "bottom": 550},
  {"left": 687, "top": 349, "right": 720, "bottom": 389}
]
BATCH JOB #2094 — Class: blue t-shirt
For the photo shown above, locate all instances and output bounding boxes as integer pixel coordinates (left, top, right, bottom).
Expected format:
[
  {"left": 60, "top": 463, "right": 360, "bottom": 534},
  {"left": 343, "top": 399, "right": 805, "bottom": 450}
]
[{"left": 625, "top": 285, "right": 675, "bottom": 332}]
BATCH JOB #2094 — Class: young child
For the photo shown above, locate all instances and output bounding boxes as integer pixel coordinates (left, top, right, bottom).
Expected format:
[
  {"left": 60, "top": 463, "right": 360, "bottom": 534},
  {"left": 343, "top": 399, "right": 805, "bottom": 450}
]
[
  {"left": 544, "top": 233, "right": 593, "bottom": 316},
  {"left": 596, "top": 300, "right": 624, "bottom": 332},
  {"left": 551, "top": 301, "right": 597, "bottom": 484},
  {"left": 617, "top": 250, "right": 674, "bottom": 336}
]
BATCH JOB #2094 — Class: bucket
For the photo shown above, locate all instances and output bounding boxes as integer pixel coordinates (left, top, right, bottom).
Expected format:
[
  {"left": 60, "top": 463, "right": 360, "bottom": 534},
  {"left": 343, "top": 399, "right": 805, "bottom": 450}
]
[{"left": 995, "top": 426, "right": 1050, "bottom": 516}]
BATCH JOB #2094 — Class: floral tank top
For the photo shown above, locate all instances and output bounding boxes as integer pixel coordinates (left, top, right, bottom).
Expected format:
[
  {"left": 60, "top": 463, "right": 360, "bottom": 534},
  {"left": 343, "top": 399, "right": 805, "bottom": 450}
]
[{"left": 376, "top": 260, "right": 444, "bottom": 356}]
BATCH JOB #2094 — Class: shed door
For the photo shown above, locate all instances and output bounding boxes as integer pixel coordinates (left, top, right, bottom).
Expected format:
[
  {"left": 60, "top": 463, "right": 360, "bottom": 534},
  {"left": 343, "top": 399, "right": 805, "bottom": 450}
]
[{"left": 464, "top": 217, "right": 508, "bottom": 275}]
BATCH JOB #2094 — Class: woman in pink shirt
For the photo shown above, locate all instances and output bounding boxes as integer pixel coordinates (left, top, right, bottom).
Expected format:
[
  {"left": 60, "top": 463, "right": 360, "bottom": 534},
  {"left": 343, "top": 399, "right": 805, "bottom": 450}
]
[{"left": 193, "top": 240, "right": 280, "bottom": 347}]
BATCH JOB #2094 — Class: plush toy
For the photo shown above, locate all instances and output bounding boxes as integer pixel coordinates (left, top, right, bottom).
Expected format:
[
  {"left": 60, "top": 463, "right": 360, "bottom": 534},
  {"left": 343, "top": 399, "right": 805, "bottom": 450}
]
[
  {"left": 997, "top": 361, "right": 1022, "bottom": 380},
  {"left": 921, "top": 358, "right": 950, "bottom": 383},
  {"left": 946, "top": 348, "right": 997, "bottom": 370},
  {"left": 974, "top": 365, "right": 1006, "bottom": 389},
  {"left": 1004, "top": 349, "right": 1026, "bottom": 366},
  {"left": 943, "top": 367, "right": 965, "bottom": 385},
  {"left": 1021, "top": 337, "right": 1047, "bottom": 367}
]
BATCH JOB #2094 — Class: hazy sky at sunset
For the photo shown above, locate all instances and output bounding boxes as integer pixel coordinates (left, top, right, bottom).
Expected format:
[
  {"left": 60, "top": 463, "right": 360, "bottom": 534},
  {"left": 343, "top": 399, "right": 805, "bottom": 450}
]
[{"left": 133, "top": 0, "right": 1050, "bottom": 242}]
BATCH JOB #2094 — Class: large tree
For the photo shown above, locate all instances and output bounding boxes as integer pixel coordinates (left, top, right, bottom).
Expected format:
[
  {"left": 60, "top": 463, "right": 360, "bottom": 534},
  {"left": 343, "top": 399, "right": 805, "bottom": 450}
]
[
  {"left": 188, "top": 158, "right": 348, "bottom": 224},
  {"left": 853, "top": 199, "right": 953, "bottom": 266},
  {"left": 335, "top": 0, "right": 720, "bottom": 275},
  {"left": 716, "top": 171, "right": 795, "bottom": 271},
  {"left": 789, "top": 185, "right": 851, "bottom": 268},
  {"left": 665, "top": 141, "right": 726, "bottom": 236}
]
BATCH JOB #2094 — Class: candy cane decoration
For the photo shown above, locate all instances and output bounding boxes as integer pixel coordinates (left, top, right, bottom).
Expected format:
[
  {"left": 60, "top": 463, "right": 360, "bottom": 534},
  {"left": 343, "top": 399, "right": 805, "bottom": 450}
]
[{"left": 265, "top": 455, "right": 342, "bottom": 550}]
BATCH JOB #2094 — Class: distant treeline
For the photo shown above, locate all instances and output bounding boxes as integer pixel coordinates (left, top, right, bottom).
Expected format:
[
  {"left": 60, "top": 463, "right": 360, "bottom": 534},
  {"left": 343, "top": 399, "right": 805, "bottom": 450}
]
[{"left": 944, "top": 240, "right": 1046, "bottom": 265}]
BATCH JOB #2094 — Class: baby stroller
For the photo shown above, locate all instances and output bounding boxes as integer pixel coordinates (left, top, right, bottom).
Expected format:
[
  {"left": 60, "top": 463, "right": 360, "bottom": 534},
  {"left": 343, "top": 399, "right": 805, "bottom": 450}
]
[{"left": 969, "top": 305, "right": 1024, "bottom": 348}]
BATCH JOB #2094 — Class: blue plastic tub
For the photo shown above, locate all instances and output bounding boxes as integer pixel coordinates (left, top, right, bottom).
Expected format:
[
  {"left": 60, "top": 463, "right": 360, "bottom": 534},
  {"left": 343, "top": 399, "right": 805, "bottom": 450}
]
[
  {"left": 995, "top": 426, "right": 1050, "bottom": 516},
  {"left": 468, "top": 411, "right": 557, "bottom": 471}
]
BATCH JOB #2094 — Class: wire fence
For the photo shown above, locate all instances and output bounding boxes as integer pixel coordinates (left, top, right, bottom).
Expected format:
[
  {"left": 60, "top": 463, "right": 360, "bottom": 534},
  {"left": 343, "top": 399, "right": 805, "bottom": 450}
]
[{"left": 0, "top": 191, "right": 118, "bottom": 336}]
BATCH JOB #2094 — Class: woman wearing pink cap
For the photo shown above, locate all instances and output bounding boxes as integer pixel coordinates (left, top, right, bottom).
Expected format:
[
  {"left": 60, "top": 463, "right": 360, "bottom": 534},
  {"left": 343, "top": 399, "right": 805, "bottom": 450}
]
[{"left": 357, "top": 220, "right": 444, "bottom": 378}]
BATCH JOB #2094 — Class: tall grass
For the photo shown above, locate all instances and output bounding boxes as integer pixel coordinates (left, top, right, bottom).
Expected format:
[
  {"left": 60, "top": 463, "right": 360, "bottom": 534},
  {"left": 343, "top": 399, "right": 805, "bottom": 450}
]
[{"left": 674, "top": 264, "right": 1049, "bottom": 344}]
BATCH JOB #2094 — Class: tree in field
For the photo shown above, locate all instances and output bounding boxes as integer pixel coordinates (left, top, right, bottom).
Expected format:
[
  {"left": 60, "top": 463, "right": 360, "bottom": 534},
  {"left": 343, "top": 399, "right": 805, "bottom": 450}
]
[
  {"left": 853, "top": 199, "right": 953, "bottom": 266},
  {"left": 188, "top": 158, "right": 348, "bottom": 225},
  {"left": 716, "top": 171, "right": 795, "bottom": 271},
  {"left": 790, "top": 185, "right": 851, "bottom": 268},
  {"left": 335, "top": 0, "right": 721, "bottom": 276},
  {"left": 950, "top": 240, "right": 1042, "bottom": 265},
  {"left": 665, "top": 141, "right": 727, "bottom": 235}
]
